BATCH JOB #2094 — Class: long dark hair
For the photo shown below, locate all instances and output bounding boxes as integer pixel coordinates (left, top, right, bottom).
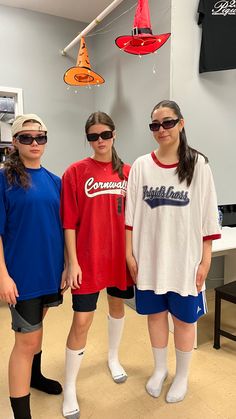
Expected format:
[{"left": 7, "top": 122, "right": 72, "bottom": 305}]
[
  {"left": 151, "top": 100, "right": 208, "bottom": 186},
  {"left": 85, "top": 111, "right": 124, "bottom": 180},
  {"left": 4, "top": 149, "right": 31, "bottom": 189}
]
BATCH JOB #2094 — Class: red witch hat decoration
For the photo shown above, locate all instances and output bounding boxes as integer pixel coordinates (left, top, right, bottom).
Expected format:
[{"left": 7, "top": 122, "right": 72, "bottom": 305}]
[{"left": 115, "top": 0, "right": 170, "bottom": 55}]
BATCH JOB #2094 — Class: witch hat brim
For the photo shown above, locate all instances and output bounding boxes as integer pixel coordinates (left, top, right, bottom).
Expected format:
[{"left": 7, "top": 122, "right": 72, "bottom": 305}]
[
  {"left": 64, "top": 37, "right": 105, "bottom": 86},
  {"left": 64, "top": 66, "right": 105, "bottom": 86},
  {"left": 115, "top": 0, "right": 170, "bottom": 55},
  {"left": 115, "top": 32, "right": 170, "bottom": 55}
]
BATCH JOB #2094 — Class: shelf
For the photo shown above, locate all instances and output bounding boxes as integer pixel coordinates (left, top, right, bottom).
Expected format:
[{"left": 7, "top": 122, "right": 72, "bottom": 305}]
[{"left": 0, "top": 143, "right": 12, "bottom": 149}]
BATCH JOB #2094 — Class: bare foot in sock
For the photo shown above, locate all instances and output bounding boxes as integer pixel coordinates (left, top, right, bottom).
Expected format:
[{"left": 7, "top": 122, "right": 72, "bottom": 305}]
[
  {"left": 146, "top": 370, "right": 168, "bottom": 398},
  {"left": 166, "top": 376, "right": 188, "bottom": 403},
  {"left": 63, "top": 390, "right": 80, "bottom": 419},
  {"left": 108, "top": 359, "right": 127, "bottom": 383},
  {"left": 166, "top": 348, "right": 192, "bottom": 403}
]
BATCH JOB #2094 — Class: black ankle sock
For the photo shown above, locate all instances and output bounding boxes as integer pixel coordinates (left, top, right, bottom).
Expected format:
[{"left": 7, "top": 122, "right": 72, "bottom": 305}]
[
  {"left": 30, "top": 351, "right": 62, "bottom": 395},
  {"left": 10, "top": 394, "right": 31, "bottom": 419}
]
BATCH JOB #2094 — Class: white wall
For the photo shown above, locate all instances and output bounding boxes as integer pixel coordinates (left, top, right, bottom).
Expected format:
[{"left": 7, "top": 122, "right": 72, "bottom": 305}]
[{"left": 171, "top": 0, "right": 236, "bottom": 204}]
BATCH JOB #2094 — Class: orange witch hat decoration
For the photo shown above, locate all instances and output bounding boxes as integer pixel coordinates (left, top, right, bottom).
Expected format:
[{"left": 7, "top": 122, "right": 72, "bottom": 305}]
[
  {"left": 64, "top": 37, "right": 105, "bottom": 86},
  {"left": 115, "top": 0, "right": 170, "bottom": 55}
]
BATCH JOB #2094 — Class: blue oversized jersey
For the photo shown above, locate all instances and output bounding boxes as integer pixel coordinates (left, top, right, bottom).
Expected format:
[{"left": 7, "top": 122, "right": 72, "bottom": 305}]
[{"left": 0, "top": 167, "right": 64, "bottom": 300}]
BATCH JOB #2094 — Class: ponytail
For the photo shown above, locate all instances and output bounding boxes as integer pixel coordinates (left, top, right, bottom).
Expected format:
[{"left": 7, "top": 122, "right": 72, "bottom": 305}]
[
  {"left": 111, "top": 145, "right": 124, "bottom": 180},
  {"left": 4, "top": 149, "right": 31, "bottom": 188}
]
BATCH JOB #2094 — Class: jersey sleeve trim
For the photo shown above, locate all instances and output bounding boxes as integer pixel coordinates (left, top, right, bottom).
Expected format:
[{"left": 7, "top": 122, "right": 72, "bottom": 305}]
[
  {"left": 125, "top": 225, "right": 133, "bottom": 231},
  {"left": 62, "top": 224, "right": 77, "bottom": 230},
  {"left": 203, "top": 234, "right": 221, "bottom": 241}
]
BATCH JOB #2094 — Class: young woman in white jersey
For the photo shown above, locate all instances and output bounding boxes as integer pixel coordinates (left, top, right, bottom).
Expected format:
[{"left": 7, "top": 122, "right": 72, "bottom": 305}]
[
  {"left": 125, "top": 100, "right": 221, "bottom": 403},
  {"left": 61, "top": 111, "right": 134, "bottom": 419}
]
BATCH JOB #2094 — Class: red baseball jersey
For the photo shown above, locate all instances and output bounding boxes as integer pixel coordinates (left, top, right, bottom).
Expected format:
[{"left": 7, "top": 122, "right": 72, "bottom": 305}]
[{"left": 61, "top": 157, "right": 133, "bottom": 294}]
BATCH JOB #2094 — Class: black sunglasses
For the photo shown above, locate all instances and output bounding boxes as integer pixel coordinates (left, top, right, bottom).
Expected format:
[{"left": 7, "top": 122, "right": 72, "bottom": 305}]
[
  {"left": 86, "top": 130, "right": 113, "bottom": 142},
  {"left": 149, "top": 119, "right": 180, "bottom": 132},
  {"left": 16, "top": 134, "right": 48, "bottom": 145}
]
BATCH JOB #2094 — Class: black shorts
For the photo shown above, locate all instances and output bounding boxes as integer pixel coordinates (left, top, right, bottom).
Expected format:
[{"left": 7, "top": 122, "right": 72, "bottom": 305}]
[
  {"left": 72, "top": 286, "right": 134, "bottom": 312},
  {"left": 9, "top": 290, "right": 63, "bottom": 333}
]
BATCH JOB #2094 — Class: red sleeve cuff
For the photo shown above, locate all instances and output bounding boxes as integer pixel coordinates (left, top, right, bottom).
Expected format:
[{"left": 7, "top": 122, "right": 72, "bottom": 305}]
[
  {"left": 125, "top": 225, "right": 133, "bottom": 231},
  {"left": 62, "top": 224, "right": 77, "bottom": 230},
  {"left": 203, "top": 234, "right": 221, "bottom": 241}
]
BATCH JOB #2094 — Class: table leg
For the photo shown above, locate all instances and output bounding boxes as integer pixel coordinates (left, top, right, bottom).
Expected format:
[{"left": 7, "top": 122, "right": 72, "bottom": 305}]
[{"left": 213, "top": 291, "right": 221, "bottom": 349}]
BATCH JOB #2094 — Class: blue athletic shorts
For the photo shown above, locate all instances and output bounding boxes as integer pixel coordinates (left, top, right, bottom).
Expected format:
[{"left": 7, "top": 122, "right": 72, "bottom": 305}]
[{"left": 135, "top": 288, "right": 207, "bottom": 323}]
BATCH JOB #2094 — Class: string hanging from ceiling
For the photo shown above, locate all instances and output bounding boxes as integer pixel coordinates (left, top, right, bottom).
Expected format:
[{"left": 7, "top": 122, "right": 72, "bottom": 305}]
[{"left": 63, "top": 0, "right": 171, "bottom": 91}]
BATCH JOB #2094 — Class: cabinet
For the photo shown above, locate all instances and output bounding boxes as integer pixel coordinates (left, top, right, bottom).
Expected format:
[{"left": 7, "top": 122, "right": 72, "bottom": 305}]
[
  {"left": 0, "top": 86, "right": 23, "bottom": 169},
  {"left": 0, "top": 144, "right": 12, "bottom": 168}
]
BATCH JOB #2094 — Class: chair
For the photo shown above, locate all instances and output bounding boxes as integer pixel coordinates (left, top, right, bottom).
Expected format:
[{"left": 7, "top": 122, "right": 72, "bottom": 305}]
[{"left": 213, "top": 281, "right": 236, "bottom": 349}]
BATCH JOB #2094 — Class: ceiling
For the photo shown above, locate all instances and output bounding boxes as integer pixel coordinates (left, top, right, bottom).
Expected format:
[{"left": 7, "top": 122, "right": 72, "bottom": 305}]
[{"left": 0, "top": 0, "right": 115, "bottom": 22}]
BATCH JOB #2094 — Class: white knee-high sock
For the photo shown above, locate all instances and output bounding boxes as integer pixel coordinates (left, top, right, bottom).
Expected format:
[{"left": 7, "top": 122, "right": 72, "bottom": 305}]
[
  {"left": 62, "top": 347, "right": 85, "bottom": 419},
  {"left": 166, "top": 348, "right": 192, "bottom": 403},
  {"left": 108, "top": 314, "right": 127, "bottom": 383},
  {"left": 146, "top": 347, "right": 168, "bottom": 398}
]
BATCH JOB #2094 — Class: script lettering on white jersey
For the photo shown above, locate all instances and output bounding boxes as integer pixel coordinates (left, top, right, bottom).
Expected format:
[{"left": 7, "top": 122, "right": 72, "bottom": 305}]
[
  {"left": 85, "top": 177, "right": 128, "bottom": 197},
  {"left": 143, "top": 185, "right": 190, "bottom": 208}
]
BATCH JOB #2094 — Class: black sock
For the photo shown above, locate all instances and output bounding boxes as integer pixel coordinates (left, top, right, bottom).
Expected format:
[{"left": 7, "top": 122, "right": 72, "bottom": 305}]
[
  {"left": 30, "top": 350, "right": 62, "bottom": 395},
  {"left": 10, "top": 394, "right": 31, "bottom": 419}
]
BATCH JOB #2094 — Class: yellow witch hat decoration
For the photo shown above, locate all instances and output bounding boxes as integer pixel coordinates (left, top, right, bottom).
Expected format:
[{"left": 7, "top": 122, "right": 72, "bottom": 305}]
[{"left": 64, "top": 37, "right": 105, "bottom": 86}]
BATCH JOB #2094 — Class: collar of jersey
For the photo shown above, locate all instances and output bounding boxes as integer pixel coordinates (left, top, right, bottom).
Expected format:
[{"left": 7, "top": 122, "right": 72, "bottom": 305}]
[{"left": 151, "top": 151, "right": 178, "bottom": 168}]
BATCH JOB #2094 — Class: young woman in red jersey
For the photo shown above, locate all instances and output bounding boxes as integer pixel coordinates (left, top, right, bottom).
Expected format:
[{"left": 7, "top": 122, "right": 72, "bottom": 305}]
[{"left": 61, "top": 111, "right": 134, "bottom": 419}]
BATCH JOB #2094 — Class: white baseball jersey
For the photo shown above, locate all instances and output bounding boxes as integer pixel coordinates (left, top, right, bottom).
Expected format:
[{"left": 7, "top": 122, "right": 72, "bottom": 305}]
[{"left": 125, "top": 152, "right": 221, "bottom": 296}]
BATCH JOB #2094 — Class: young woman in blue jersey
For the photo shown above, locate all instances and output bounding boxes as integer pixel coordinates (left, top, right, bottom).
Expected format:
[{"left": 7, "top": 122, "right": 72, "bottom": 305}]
[
  {"left": 125, "top": 100, "right": 221, "bottom": 403},
  {"left": 0, "top": 114, "right": 65, "bottom": 419}
]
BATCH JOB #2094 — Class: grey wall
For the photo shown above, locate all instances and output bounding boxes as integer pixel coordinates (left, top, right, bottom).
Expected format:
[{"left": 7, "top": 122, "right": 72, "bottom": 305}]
[
  {"left": 0, "top": 1, "right": 230, "bottom": 284},
  {"left": 0, "top": 4, "right": 95, "bottom": 175},
  {"left": 171, "top": 0, "right": 236, "bottom": 205},
  {"left": 1, "top": 0, "right": 235, "bottom": 206},
  {"left": 93, "top": 0, "right": 171, "bottom": 163},
  {"left": 94, "top": 0, "right": 236, "bottom": 204},
  {"left": 170, "top": 0, "right": 236, "bottom": 284},
  {"left": 0, "top": 0, "right": 171, "bottom": 171}
]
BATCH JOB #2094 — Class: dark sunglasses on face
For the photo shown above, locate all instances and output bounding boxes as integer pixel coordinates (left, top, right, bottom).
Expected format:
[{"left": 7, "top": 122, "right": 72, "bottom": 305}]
[
  {"left": 86, "top": 130, "right": 113, "bottom": 142},
  {"left": 149, "top": 118, "right": 180, "bottom": 132},
  {"left": 15, "top": 134, "right": 48, "bottom": 145}
]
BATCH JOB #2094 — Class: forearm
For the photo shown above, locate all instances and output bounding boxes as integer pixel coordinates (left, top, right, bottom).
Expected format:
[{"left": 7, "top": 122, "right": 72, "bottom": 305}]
[
  {"left": 0, "top": 236, "right": 18, "bottom": 303},
  {"left": 201, "top": 240, "right": 212, "bottom": 272},
  {"left": 64, "top": 229, "right": 78, "bottom": 265},
  {"left": 126, "top": 229, "right": 133, "bottom": 258},
  {"left": 125, "top": 229, "right": 138, "bottom": 281},
  {"left": 0, "top": 236, "right": 9, "bottom": 278},
  {"left": 64, "top": 244, "right": 69, "bottom": 267}
]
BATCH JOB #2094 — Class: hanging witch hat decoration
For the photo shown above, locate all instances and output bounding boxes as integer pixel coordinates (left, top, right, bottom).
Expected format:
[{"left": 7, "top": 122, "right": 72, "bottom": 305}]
[
  {"left": 115, "top": 0, "right": 170, "bottom": 55},
  {"left": 64, "top": 37, "right": 105, "bottom": 86}
]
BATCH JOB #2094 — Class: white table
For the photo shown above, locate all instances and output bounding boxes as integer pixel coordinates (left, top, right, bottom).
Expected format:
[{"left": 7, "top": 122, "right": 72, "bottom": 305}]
[
  {"left": 212, "top": 226, "right": 236, "bottom": 284},
  {"left": 169, "top": 227, "right": 236, "bottom": 347}
]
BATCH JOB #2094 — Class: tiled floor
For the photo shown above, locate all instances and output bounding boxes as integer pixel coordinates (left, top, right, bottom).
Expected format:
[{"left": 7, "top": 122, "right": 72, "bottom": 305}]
[{"left": 0, "top": 289, "right": 235, "bottom": 418}]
